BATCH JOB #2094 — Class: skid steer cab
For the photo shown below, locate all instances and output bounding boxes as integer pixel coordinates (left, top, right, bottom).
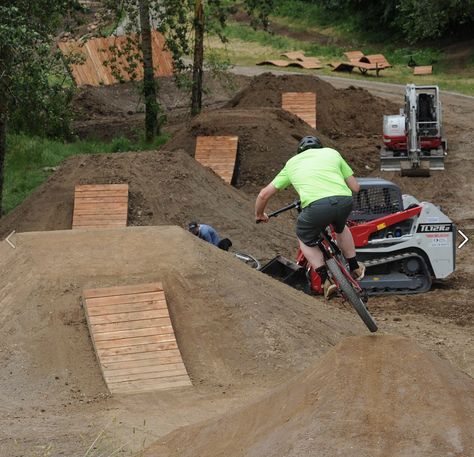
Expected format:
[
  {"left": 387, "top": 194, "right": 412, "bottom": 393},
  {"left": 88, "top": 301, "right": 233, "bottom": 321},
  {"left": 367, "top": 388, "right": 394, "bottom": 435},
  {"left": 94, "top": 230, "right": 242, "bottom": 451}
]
[{"left": 260, "top": 178, "right": 456, "bottom": 296}]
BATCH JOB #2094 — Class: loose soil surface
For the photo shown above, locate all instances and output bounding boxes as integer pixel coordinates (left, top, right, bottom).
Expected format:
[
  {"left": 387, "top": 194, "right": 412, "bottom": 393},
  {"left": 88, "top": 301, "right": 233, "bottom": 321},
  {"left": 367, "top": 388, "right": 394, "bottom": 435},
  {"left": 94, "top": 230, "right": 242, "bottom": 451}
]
[
  {"left": 72, "top": 74, "right": 249, "bottom": 140},
  {"left": 1, "top": 72, "right": 473, "bottom": 456},
  {"left": 144, "top": 335, "right": 474, "bottom": 457}
]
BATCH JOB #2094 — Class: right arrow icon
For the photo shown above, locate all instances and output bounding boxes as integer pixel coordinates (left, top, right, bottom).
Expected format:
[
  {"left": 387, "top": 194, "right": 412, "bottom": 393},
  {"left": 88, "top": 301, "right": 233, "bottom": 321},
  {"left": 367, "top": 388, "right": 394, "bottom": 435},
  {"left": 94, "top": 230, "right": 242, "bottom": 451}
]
[{"left": 458, "top": 230, "right": 469, "bottom": 249}]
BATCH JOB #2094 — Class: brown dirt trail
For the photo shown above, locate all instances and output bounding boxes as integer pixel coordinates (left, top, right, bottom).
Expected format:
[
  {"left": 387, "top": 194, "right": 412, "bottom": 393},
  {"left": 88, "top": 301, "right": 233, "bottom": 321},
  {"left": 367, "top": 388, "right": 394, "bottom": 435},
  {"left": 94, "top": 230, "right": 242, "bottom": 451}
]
[{"left": 144, "top": 335, "right": 474, "bottom": 457}]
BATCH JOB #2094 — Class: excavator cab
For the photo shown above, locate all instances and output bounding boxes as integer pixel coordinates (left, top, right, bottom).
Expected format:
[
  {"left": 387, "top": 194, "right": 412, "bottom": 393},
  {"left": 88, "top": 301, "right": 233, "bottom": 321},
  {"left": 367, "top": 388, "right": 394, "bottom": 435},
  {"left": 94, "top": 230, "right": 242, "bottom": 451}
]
[{"left": 380, "top": 84, "right": 446, "bottom": 176}]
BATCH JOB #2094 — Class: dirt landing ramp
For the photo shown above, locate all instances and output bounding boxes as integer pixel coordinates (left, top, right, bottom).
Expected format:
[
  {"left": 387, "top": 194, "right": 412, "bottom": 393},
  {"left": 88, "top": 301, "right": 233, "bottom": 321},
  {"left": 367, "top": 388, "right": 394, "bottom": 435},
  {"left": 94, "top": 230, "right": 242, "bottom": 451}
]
[
  {"left": 0, "top": 226, "right": 358, "bottom": 404},
  {"left": 143, "top": 335, "right": 474, "bottom": 457},
  {"left": 0, "top": 227, "right": 359, "bottom": 455}
]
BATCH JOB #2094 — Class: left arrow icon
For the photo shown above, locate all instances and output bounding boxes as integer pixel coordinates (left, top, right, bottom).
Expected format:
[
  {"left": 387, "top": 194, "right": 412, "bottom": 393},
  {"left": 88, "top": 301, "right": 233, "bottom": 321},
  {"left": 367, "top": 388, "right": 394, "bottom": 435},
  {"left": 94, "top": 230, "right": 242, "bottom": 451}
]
[
  {"left": 458, "top": 230, "right": 469, "bottom": 249},
  {"left": 5, "top": 230, "right": 16, "bottom": 249}
]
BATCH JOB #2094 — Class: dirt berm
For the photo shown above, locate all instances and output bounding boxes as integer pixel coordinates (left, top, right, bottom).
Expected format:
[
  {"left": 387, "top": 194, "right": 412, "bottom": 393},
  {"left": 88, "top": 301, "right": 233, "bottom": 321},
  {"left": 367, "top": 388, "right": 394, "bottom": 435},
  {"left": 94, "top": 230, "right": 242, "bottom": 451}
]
[{"left": 143, "top": 335, "right": 474, "bottom": 457}]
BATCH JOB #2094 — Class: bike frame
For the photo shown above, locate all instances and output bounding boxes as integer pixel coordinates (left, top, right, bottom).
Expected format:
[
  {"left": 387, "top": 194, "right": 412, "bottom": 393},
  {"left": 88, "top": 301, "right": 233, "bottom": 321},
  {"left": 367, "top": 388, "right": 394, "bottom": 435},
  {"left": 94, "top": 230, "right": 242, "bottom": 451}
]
[
  {"left": 264, "top": 200, "right": 363, "bottom": 296},
  {"left": 317, "top": 230, "right": 365, "bottom": 296}
]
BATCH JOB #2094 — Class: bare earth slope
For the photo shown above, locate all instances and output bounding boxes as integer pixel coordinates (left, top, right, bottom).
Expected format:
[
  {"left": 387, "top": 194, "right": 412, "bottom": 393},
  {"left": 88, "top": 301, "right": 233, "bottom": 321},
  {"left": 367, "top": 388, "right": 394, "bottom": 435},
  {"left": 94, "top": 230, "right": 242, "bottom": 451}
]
[
  {"left": 0, "top": 227, "right": 357, "bottom": 455},
  {"left": 144, "top": 335, "right": 474, "bottom": 457},
  {"left": 0, "top": 149, "right": 297, "bottom": 260}
]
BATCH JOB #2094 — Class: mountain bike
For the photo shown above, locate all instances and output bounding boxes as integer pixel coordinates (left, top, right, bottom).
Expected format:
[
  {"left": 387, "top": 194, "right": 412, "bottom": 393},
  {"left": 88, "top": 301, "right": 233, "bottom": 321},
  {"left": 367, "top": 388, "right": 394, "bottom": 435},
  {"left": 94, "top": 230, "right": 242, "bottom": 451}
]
[{"left": 262, "top": 201, "right": 378, "bottom": 333}]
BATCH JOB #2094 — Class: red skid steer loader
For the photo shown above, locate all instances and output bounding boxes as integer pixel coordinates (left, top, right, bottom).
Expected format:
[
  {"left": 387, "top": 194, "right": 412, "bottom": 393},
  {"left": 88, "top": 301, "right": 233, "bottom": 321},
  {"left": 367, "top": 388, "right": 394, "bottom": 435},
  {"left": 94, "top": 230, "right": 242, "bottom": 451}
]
[{"left": 260, "top": 178, "right": 456, "bottom": 295}]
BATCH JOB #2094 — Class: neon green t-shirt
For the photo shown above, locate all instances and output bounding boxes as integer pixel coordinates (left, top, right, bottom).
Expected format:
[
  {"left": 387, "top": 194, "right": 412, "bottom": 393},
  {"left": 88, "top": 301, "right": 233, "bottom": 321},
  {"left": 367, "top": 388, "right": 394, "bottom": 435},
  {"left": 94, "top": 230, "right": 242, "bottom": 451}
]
[{"left": 271, "top": 147, "right": 354, "bottom": 208}]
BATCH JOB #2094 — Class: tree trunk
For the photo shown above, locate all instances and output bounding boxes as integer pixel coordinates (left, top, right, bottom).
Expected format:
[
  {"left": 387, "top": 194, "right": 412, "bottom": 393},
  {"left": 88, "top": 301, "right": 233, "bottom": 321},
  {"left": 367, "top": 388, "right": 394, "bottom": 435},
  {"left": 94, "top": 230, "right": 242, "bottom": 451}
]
[
  {"left": 0, "top": 106, "right": 6, "bottom": 218},
  {"left": 138, "top": 0, "right": 159, "bottom": 141},
  {"left": 191, "top": 0, "right": 204, "bottom": 116}
]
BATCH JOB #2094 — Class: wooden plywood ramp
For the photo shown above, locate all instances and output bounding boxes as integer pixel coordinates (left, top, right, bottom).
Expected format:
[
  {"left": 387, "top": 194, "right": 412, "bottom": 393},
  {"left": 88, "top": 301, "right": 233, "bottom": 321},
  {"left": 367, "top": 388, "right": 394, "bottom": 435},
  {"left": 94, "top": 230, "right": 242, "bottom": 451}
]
[
  {"left": 332, "top": 51, "right": 392, "bottom": 76},
  {"left": 73, "top": 184, "right": 129, "bottom": 229},
  {"left": 58, "top": 31, "right": 173, "bottom": 86},
  {"left": 413, "top": 66, "right": 433, "bottom": 75},
  {"left": 282, "top": 92, "right": 317, "bottom": 129},
  {"left": 83, "top": 282, "right": 191, "bottom": 394},
  {"left": 195, "top": 136, "right": 239, "bottom": 184}
]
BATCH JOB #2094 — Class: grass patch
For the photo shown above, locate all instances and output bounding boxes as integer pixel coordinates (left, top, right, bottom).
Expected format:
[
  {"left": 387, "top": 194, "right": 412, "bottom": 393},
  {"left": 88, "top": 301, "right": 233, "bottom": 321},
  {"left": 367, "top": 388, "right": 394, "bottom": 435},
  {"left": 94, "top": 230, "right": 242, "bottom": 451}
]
[
  {"left": 223, "top": 23, "right": 344, "bottom": 59},
  {"left": 3, "top": 133, "right": 170, "bottom": 214},
  {"left": 216, "top": 22, "right": 474, "bottom": 96}
]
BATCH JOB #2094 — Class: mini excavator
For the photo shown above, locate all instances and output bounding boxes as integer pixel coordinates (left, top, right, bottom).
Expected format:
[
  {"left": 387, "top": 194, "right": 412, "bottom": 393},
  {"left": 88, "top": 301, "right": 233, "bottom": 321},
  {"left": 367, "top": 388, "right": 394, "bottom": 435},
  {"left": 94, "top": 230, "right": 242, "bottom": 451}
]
[
  {"left": 260, "top": 178, "right": 456, "bottom": 296},
  {"left": 380, "top": 84, "right": 447, "bottom": 177}
]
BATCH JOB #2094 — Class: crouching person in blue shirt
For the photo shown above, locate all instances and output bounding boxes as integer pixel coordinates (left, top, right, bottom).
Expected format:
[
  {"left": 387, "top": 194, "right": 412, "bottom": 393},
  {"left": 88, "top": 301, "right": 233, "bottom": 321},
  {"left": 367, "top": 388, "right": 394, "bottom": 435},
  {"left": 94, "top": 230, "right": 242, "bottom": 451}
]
[{"left": 188, "top": 222, "right": 232, "bottom": 251}]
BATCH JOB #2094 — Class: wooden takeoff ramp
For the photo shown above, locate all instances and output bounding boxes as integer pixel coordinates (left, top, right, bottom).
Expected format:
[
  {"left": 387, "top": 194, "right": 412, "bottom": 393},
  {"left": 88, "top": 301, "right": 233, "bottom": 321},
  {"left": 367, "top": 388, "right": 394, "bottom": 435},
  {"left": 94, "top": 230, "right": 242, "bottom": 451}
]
[
  {"left": 195, "top": 136, "right": 239, "bottom": 184},
  {"left": 58, "top": 31, "right": 173, "bottom": 86},
  {"left": 72, "top": 184, "right": 129, "bottom": 229},
  {"left": 83, "top": 282, "right": 191, "bottom": 394},
  {"left": 282, "top": 92, "right": 317, "bottom": 128}
]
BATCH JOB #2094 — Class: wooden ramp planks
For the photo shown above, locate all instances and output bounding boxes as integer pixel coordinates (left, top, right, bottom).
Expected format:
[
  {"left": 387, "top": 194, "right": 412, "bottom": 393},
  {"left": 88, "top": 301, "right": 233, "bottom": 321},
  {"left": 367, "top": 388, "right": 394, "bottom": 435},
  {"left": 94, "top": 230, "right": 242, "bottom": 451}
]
[
  {"left": 73, "top": 184, "right": 129, "bottom": 229},
  {"left": 413, "top": 65, "right": 433, "bottom": 75},
  {"left": 83, "top": 282, "right": 191, "bottom": 394},
  {"left": 195, "top": 136, "right": 239, "bottom": 184},
  {"left": 282, "top": 92, "right": 317, "bottom": 129},
  {"left": 58, "top": 31, "right": 173, "bottom": 86}
]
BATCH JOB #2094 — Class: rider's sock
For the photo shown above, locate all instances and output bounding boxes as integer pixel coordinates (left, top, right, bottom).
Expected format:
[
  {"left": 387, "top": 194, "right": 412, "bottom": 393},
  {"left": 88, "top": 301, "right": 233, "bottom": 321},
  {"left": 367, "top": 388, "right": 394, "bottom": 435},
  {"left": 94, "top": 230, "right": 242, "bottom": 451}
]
[
  {"left": 316, "top": 266, "right": 329, "bottom": 283},
  {"left": 347, "top": 256, "right": 359, "bottom": 271}
]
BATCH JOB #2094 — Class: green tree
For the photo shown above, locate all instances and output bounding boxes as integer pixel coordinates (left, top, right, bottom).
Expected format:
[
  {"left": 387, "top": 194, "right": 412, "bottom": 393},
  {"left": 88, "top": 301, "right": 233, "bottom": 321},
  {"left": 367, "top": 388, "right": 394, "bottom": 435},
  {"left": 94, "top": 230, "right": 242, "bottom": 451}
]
[
  {"left": 397, "top": 0, "right": 474, "bottom": 43},
  {"left": 138, "top": 0, "right": 159, "bottom": 141},
  {"left": 313, "top": 0, "right": 474, "bottom": 42},
  {"left": 0, "top": 1, "right": 77, "bottom": 216},
  {"left": 108, "top": 0, "right": 274, "bottom": 125}
]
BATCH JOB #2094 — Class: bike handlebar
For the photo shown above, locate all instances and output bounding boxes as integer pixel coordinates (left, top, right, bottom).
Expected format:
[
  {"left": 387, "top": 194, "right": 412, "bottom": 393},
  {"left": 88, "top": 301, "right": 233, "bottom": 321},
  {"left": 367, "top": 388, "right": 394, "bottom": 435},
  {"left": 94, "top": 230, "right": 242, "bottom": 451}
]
[{"left": 256, "top": 200, "right": 301, "bottom": 223}]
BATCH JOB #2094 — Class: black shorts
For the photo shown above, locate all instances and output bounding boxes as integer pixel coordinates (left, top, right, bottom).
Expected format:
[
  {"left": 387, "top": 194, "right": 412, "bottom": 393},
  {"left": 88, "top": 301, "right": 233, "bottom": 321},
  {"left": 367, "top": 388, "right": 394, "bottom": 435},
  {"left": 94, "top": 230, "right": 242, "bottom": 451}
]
[{"left": 296, "top": 196, "right": 353, "bottom": 247}]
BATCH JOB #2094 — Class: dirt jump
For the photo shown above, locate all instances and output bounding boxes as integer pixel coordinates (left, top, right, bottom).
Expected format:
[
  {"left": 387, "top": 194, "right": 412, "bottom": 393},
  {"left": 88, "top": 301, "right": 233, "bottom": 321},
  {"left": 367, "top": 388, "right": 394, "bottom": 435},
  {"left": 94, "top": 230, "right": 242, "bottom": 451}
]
[
  {"left": 1, "top": 72, "right": 473, "bottom": 456},
  {"left": 144, "top": 335, "right": 474, "bottom": 457}
]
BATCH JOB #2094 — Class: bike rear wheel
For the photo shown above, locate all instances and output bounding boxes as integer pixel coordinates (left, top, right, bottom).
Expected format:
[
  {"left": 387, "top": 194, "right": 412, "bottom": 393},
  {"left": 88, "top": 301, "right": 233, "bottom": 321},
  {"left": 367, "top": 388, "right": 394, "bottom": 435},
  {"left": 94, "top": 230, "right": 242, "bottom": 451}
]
[
  {"left": 234, "top": 251, "right": 261, "bottom": 270},
  {"left": 326, "top": 258, "right": 378, "bottom": 332}
]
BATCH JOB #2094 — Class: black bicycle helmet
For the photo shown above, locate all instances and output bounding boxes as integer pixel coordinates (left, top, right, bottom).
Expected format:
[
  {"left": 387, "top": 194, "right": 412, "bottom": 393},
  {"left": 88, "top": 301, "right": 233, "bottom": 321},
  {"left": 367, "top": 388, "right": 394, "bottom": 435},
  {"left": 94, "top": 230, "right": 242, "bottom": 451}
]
[{"left": 297, "top": 135, "right": 323, "bottom": 154}]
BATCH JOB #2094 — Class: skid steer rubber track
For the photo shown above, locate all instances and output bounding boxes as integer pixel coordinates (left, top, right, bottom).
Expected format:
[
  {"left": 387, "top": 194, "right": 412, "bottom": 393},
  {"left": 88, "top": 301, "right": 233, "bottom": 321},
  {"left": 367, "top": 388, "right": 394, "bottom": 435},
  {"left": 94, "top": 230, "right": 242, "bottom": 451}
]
[{"left": 358, "top": 252, "right": 432, "bottom": 295}]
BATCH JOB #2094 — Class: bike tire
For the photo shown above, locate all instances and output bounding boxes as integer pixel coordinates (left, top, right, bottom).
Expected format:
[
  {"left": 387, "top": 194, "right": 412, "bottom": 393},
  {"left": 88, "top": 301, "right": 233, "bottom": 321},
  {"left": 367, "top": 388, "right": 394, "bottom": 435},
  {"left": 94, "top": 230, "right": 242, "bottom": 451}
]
[
  {"left": 326, "top": 258, "right": 378, "bottom": 333},
  {"left": 234, "top": 252, "right": 261, "bottom": 270}
]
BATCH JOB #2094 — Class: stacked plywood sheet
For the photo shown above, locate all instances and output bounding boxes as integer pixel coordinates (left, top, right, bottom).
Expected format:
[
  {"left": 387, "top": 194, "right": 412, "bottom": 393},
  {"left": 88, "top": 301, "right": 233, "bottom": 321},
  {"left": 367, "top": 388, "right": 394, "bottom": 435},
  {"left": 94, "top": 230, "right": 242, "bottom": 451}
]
[
  {"left": 413, "top": 66, "right": 433, "bottom": 75},
  {"left": 331, "top": 51, "right": 392, "bottom": 76},
  {"left": 83, "top": 282, "right": 191, "bottom": 394},
  {"left": 282, "top": 92, "right": 317, "bottom": 129},
  {"left": 344, "top": 51, "right": 365, "bottom": 62},
  {"left": 72, "top": 184, "right": 129, "bottom": 229},
  {"left": 58, "top": 31, "right": 173, "bottom": 86},
  {"left": 257, "top": 51, "right": 323, "bottom": 69},
  {"left": 195, "top": 136, "right": 239, "bottom": 184}
]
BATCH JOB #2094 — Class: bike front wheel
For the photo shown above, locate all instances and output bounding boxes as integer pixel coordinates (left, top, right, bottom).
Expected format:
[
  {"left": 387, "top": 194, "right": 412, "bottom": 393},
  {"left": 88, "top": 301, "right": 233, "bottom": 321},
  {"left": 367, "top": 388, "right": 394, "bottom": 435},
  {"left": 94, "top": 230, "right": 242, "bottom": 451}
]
[
  {"left": 234, "top": 251, "right": 261, "bottom": 270},
  {"left": 326, "top": 258, "right": 378, "bottom": 333}
]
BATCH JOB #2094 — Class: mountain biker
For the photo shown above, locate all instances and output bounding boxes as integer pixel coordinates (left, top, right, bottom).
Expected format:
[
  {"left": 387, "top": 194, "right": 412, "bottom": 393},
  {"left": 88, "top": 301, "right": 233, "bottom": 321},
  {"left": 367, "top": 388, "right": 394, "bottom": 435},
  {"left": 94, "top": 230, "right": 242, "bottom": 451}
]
[
  {"left": 188, "top": 222, "right": 232, "bottom": 251},
  {"left": 255, "top": 136, "right": 365, "bottom": 299}
]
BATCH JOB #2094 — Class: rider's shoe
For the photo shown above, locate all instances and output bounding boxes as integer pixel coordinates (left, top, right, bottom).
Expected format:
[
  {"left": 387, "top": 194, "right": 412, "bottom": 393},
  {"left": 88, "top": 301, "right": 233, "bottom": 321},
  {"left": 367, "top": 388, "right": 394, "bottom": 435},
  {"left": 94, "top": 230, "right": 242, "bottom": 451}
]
[
  {"left": 351, "top": 262, "right": 366, "bottom": 281},
  {"left": 323, "top": 279, "right": 337, "bottom": 300}
]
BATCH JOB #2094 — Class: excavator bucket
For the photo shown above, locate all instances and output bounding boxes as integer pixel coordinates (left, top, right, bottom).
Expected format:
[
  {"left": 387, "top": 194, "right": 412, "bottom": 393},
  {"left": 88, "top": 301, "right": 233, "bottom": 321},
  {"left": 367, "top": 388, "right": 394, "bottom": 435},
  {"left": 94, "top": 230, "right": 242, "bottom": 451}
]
[
  {"left": 400, "top": 159, "right": 431, "bottom": 177},
  {"left": 260, "top": 255, "right": 308, "bottom": 288}
]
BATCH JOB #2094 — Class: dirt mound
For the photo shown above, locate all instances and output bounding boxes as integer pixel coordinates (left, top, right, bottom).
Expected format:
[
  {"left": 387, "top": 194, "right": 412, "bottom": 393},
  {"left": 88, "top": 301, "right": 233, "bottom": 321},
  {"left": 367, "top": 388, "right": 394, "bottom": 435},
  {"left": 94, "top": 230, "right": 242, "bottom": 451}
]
[
  {"left": 143, "top": 335, "right": 474, "bottom": 457},
  {"left": 0, "top": 149, "right": 300, "bottom": 261},
  {"left": 164, "top": 74, "right": 399, "bottom": 192},
  {"left": 72, "top": 74, "right": 249, "bottom": 140},
  {"left": 165, "top": 107, "right": 336, "bottom": 193},
  {"left": 0, "top": 227, "right": 356, "bottom": 454},
  {"left": 226, "top": 73, "right": 397, "bottom": 138}
]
